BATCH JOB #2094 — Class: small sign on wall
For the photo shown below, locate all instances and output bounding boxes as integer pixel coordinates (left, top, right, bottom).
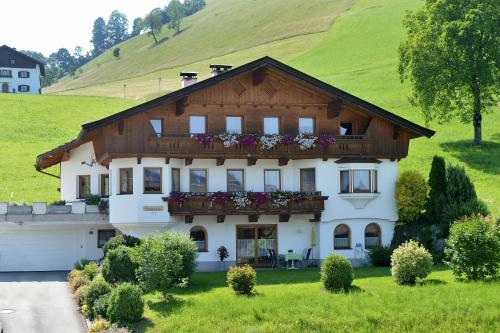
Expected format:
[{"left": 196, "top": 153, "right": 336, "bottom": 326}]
[{"left": 143, "top": 206, "right": 164, "bottom": 212}]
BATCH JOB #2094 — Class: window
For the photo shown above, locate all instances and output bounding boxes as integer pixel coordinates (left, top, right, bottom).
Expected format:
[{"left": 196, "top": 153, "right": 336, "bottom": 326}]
[
  {"left": 299, "top": 117, "right": 314, "bottom": 134},
  {"left": 190, "top": 226, "right": 207, "bottom": 252},
  {"left": 100, "top": 174, "right": 109, "bottom": 197},
  {"left": 78, "top": 175, "right": 91, "bottom": 199},
  {"left": 0, "top": 70, "right": 12, "bottom": 77},
  {"left": 18, "top": 71, "right": 30, "bottom": 78},
  {"left": 365, "top": 223, "right": 381, "bottom": 249},
  {"left": 263, "top": 117, "right": 279, "bottom": 134},
  {"left": 264, "top": 170, "right": 281, "bottom": 192},
  {"left": 149, "top": 119, "right": 163, "bottom": 137},
  {"left": 190, "top": 169, "right": 207, "bottom": 192},
  {"left": 117, "top": 121, "right": 124, "bottom": 135},
  {"left": 334, "top": 224, "right": 351, "bottom": 249},
  {"left": 340, "top": 170, "right": 377, "bottom": 193},
  {"left": 144, "top": 168, "right": 162, "bottom": 193},
  {"left": 189, "top": 116, "right": 206, "bottom": 134},
  {"left": 227, "top": 169, "right": 244, "bottom": 192},
  {"left": 10, "top": 59, "right": 15, "bottom": 65},
  {"left": 226, "top": 116, "right": 242, "bottom": 134},
  {"left": 98, "top": 230, "right": 116, "bottom": 248},
  {"left": 171, "top": 168, "right": 180, "bottom": 192},
  {"left": 18, "top": 85, "right": 30, "bottom": 92},
  {"left": 340, "top": 122, "right": 353, "bottom": 135},
  {"left": 119, "top": 168, "right": 133, "bottom": 194},
  {"left": 300, "top": 168, "right": 316, "bottom": 192}
]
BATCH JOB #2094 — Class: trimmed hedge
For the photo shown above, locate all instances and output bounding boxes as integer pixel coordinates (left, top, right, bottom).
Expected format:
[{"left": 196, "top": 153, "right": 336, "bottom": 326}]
[
  {"left": 84, "top": 276, "right": 112, "bottom": 319},
  {"left": 101, "top": 246, "right": 138, "bottom": 283},
  {"left": 320, "top": 254, "right": 353, "bottom": 292},
  {"left": 107, "top": 283, "right": 144, "bottom": 324},
  {"left": 103, "top": 235, "right": 141, "bottom": 257},
  {"left": 227, "top": 265, "right": 257, "bottom": 295}
]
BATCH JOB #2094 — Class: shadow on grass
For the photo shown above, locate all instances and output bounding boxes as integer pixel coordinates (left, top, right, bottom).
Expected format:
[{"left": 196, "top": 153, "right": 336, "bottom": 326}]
[
  {"left": 173, "top": 25, "right": 192, "bottom": 37},
  {"left": 418, "top": 279, "right": 447, "bottom": 286},
  {"left": 147, "top": 296, "right": 187, "bottom": 317},
  {"left": 440, "top": 139, "right": 500, "bottom": 174}
]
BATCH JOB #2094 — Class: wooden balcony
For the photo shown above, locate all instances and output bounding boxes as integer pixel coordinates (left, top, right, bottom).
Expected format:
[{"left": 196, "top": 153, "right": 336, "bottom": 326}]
[
  {"left": 150, "top": 134, "right": 369, "bottom": 163},
  {"left": 162, "top": 192, "right": 328, "bottom": 223}
]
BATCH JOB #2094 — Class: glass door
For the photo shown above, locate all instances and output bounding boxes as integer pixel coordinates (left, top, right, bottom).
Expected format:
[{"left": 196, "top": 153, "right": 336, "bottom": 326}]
[{"left": 236, "top": 225, "right": 277, "bottom": 267}]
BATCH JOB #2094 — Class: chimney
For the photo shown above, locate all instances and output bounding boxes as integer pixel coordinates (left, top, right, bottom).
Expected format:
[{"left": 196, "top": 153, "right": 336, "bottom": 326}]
[
  {"left": 209, "top": 64, "right": 232, "bottom": 77},
  {"left": 180, "top": 72, "right": 198, "bottom": 88}
]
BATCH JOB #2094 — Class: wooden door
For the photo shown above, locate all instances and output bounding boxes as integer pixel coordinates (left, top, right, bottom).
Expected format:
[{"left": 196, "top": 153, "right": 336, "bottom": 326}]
[{"left": 236, "top": 225, "right": 277, "bottom": 267}]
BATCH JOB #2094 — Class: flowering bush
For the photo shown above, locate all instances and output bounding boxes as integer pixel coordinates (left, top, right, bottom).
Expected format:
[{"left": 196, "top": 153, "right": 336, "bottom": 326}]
[
  {"left": 282, "top": 134, "right": 294, "bottom": 145},
  {"left": 217, "top": 133, "right": 239, "bottom": 148},
  {"left": 231, "top": 192, "right": 252, "bottom": 209},
  {"left": 217, "top": 246, "right": 229, "bottom": 262},
  {"left": 294, "top": 133, "right": 318, "bottom": 150},
  {"left": 238, "top": 134, "right": 256, "bottom": 148},
  {"left": 270, "top": 191, "right": 291, "bottom": 207},
  {"left": 290, "top": 192, "right": 306, "bottom": 202},
  {"left": 259, "top": 134, "right": 282, "bottom": 150},
  {"left": 250, "top": 192, "right": 269, "bottom": 206},
  {"left": 318, "top": 135, "right": 336, "bottom": 149},
  {"left": 391, "top": 240, "right": 433, "bottom": 285},
  {"left": 170, "top": 192, "right": 191, "bottom": 205},
  {"left": 194, "top": 133, "right": 216, "bottom": 147},
  {"left": 209, "top": 191, "right": 230, "bottom": 205}
]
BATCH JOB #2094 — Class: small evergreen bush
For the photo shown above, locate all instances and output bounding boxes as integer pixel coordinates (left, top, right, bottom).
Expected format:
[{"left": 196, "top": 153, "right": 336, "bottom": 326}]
[
  {"left": 368, "top": 245, "right": 393, "bottom": 267},
  {"left": 74, "top": 258, "right": 92, "bottom": 270},
  {"left": 93, "top": 294, "right": 111, "bottom": 319},
  {"left": 68, "top": 268, "right": 83, "bottom": 284},
  {"left": 227, "top": 265, "right": 257, "bottom": 295},
  {"left": 84, "top": 276, "right": 112, "bottom": 319},
  {"left": 107, "top": 283, "right": 144, "bottom": 324},
  {"left": 85, "top": 194, "right": 101, "bottom": 205},
  {"left": 101, "top": 246, "right": 138, "bottom": 284},
  {"left": 74, "top": 284, "right": 89, "bottom": 306},
  {"left": 320, "top": 254, "right": 353, "bottom": 292},
  {"left": 395, "top": 170, "right": 428, "bottom": 223},
  {"left": 441, "top": 198, "right": 489, "bottom": 236},
  {"left": 426, "top": 156, "right": 447, "bottom": 224},
  {"left": 103, "top": 235, "right": 141, "bottom": 256},
  {"left": 70, "top": 273, "right": 90, "bottom": 292},
  {"left": 445, "top": 216, "right": 499, "bottom": 281},
  {"left": 82, "top": 262, "right": 99, "bottom": 280},
  {"left": 391, "top": 240, "right": 433, "bottom": 285}
]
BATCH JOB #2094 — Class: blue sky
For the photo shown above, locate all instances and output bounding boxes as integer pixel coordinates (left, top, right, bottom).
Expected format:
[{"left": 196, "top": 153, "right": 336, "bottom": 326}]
[{"left": 1, "top": 0, "right": 169, "bottom": 56}]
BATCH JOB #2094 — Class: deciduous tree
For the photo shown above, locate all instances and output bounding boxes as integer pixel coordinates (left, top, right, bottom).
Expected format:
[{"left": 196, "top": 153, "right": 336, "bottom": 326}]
[
  {"left": 106, "top": 10, "right": 129, "bottom": 46},
  {"left": 167, "top": 0, "right": 184, "bottom": 33},
  {"left": 144, "top": 8, "right": 163, "bottom": 44}
]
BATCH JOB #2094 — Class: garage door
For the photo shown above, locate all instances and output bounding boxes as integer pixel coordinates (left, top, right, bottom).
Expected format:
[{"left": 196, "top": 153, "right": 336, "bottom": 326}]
[{"left": 0, "top": 230, "right": 80, "bottom": 272}]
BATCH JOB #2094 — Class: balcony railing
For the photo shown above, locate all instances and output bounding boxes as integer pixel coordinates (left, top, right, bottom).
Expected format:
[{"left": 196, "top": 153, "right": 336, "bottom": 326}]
[
  {"left": 163, "top": 191, "right": 328, "bottom": 223},
  {"left": 150, "top": 133, "right": 369, "bottom": 159}
]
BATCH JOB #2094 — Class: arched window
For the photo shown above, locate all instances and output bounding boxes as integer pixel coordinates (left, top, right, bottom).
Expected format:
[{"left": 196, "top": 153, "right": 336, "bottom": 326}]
[
  {"left": 334, "top": 224, "right": 351, "bottom": 249},
  {"left": 364, "top": 223, "right": 381, "bottom": 249},
  {"left": 190, "top": 226, "right": 207, "bottom": 252}
]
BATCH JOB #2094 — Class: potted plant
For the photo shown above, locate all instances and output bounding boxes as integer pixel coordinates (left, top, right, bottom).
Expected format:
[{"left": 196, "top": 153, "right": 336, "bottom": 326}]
[
  {"left": 8, "top": 202, "right": 32, "bottom": 215},
  {"left": 85, "top": 194, "right": 101, "bottom": 213},
  {"left": 217, "top": 246, "right": 229, "bottom": 271},
  {"left": 98, "top": 199, "right": 109, "bottom": 214},
  {"left": 47, "top": 200, "right": 71, "bottom": 214}
]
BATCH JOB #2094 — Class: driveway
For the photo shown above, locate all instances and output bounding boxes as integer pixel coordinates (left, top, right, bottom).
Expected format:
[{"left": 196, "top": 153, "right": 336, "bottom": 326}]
[{"left": 0, "top": 272, "right": 87, "bottom": 333}]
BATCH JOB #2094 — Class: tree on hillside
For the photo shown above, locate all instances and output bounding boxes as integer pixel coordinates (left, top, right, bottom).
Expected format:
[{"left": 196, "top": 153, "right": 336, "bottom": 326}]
[
  {"left": 144, "top": 8, "right": 164, "bottom": 44},
  {"left": 106, "top": 10, "right": 129, "bottom": 46},
  {"left": 167, "top": 0, "right": 184, "bottom": 33},
  {"left": 91, "top": 17, "right": 108, "bottom": 56},
  {"left": 48, "top": 48, "right": 76, "bottom": 74},
  {"left": 184, "top": 0, "right": 206, "bottom": 16},
  {"left": 399, "top": 0, "right": 499, "bottom": 146},
  {"left": 20, "top": 50, "right": 47, "bottom": 64},
  {"left": 131, "top": 17, "right": 144, "bottom": 37}
]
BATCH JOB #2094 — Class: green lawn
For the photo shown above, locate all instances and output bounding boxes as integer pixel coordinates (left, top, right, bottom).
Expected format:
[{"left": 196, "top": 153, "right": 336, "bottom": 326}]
[{"left": 135, "top": 266, "right": 499, "bottom": 333}]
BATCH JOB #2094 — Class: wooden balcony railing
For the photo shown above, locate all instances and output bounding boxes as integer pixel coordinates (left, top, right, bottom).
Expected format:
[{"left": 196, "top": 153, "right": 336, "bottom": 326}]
[
  {"left": 163, "top": 191, "right": 328, "bottom": 223},
  {"left": 150, "top": 134, "right": 369, "bottom": 161}
]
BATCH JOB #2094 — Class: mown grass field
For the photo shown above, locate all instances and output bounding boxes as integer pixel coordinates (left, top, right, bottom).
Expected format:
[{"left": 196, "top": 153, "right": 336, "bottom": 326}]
[{"left": 134, "top": 267, "right": 500, "bottom": 333}]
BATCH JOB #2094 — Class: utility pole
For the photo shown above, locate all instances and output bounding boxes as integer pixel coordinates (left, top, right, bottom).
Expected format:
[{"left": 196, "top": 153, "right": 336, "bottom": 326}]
[
  {"left": 123, "top": 84, "right": 126, "bottom": 99},
  {"left": 158, "top": 78, "right": 161, "bottom": 94}
]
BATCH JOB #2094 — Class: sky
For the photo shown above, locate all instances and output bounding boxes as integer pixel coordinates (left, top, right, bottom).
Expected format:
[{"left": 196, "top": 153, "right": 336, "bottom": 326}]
[{"left": 0, "top": 0, "right": 169, "bottom": 56}]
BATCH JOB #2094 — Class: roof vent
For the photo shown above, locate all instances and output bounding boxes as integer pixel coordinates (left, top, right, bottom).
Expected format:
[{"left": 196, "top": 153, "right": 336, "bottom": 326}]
[
  {"left": 180, "top": 72, "right": 198, "bottom": 88},
  {"left": 209, "top": 64, "right": 232, "bottom": 77}
]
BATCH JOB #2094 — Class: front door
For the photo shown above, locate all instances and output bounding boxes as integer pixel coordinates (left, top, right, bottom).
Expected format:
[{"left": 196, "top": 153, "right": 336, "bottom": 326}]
[
  {"left": 236, "top": 225, "right": 277, "bottom": 267},
  {"left": 1, "top": 83, "right": 8, "bottom": 93}
]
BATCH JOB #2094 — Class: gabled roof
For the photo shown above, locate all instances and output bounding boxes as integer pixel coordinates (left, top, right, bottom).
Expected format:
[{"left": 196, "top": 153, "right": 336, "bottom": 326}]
[
  {"left": 0, "top": 45, "right": 46, "bottom": 76},
  {"left": 82, "top": 56, "right": 434, "bottom": 137}
]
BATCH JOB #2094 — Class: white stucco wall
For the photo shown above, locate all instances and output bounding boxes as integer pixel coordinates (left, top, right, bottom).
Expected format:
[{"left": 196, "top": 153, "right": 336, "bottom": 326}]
[{"left": 0, "top": 64, "right": 41, "bottom": 94}]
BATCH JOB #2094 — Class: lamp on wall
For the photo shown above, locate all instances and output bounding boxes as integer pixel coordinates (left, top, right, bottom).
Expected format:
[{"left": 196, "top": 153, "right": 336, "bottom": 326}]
[{"left": 81, "top": 154, "right": 97, "bottom": 167}]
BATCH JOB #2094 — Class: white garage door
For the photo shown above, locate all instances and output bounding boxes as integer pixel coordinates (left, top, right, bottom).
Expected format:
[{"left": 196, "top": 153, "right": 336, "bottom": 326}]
[{"left": 0, "top": 229, "right": 80, "bottom": 272}]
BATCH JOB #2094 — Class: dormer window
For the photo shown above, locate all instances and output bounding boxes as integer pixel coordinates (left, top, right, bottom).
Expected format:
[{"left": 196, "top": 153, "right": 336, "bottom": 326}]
[
  {"left": 149, "top": 119, "right": 163, "bottom": 137},
  {"left": 10, "top": 59, "right": 15, "bottom": 65},
  {"left": 340, "top": 122, "right": 353, "bottom": 135}
]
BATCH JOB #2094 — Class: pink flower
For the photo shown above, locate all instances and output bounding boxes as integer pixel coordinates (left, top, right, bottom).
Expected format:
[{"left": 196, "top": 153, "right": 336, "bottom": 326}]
[
  {"left": 318, "top": 135, "right": 336, "bottom": 149},
  {"left": 238, "top": 134, "right": 256, "bottom": 148}
]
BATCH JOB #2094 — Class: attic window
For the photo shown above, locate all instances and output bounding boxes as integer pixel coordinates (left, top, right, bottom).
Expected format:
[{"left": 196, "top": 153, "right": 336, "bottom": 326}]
[
  {"left": 118, "top": 121, "right": 124, "bottom": 135},
  {"left": 150, "top": 119, "right": 164, "bottom": 137},
  {"left": 340, "top": 122, "right": 353, "bottom": 135},
  {"left": 10, "top": 59, "right": 15, "bottom": 65}
]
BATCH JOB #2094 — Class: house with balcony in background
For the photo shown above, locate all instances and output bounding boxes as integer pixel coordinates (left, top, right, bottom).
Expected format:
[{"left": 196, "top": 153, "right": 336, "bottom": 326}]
[
  {"left": 0, "top": 57, "right": 434, "bottom": 272},
  {"left": 0, "top": 45, "right": 45, "bottom": 94}
]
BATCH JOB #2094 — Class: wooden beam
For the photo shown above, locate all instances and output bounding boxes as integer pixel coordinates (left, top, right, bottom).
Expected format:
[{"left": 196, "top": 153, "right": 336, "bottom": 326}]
[
  {"left": 322, "top": 157, "right": 328, "bottom": 162},
  {"left": 185, "top": 158, "right": 193, "bottom": 166},
  {"left": 216, "top": 215, "right": 225, "bottom": 223},
  {"left": 279, "top": 214, "right": 290, "bottom": 222},
  {"left": 165, "top": 157, "right": 170, "bottom": 164},
  {"left": 216, "top": 157, "right": 225, "bottom": 166},
  {"left": 137, "top": 157, "right": 142, "bottom": 164},
  {"left": 252, "top": 67, "right": 266, "bottom": 86},
  {"left": 248, "top": 214, "right": 259, "bottom": 223},
  {"left": 247, "top": 157, "right": 257, "bottom": 166},
  {"left": 393, "top": 125, "right": 402, "bottom": 140},
  {"left": 309, "top": 213, "right": 321, "bottom": 222},
  {"left": 61, "top": 150, "right": 70, "bottom": 162},
  {"left": 176, "top": 97, "right": 188, "bottom": 116},
  {"left": 327, "top": 100, "right": 343, "bottom": 119},
  {"left": 278, "top": 158, "right": 289, "bottom": 166},
  {"left": 185, "top": 215, "right": 193, "bottom": 224}
]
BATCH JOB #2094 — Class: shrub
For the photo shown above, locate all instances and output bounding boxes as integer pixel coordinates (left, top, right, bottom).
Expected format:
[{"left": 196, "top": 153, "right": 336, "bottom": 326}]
[
  {"left": 227, "top": 265, "right": 256, "bottom": 295},
  {"left": 82, "top": 262, "right": 99, "bottom": 280},
  {"left": 445, "top": 165, "right": 477, "bottom": 204},
  {"left": 103, "top": 235, "right": 141, "bottom": 256},
  {"left": 107, "top": 283, "right": 144, "bottom": 324},
  {"left": 69, "top": 273, "right": 90, "bottom": 292},
  {"left": 68, "top": 268, "right": 82, "bottom": 284},
  {"left": 441, "top": 198, "right": 489, "bottom": 237},
  {"left": 395, "top": 170, "right": 428, "bottom": 223},
  {"left": 74, "top": 258, "right": 92, "bottom": 270},
  {"left": 368, "top": 245, "right": 393, "bottom": 267},
  {"left": 85, "top": 194, "right": 101, "bottom": 205},
  {"left": 426, "top": 155, "right": 447, "bottom": 223},
  {"left": 51, "top": 200, "right": 66, "bottom": 205},
  {"left": 74, "top": 284, "right": 89, "bottom": 306},
  {"left": 93, "top": 294, "right": 111, "bottom": 319},
  {"left": 320, "top": 254, "right": 353, "bottom": 292},
  {"left": 133, "top": 231, "right": 197, "bottom": 298},
  {"left": 445, "top": 216, "right": 500, "bottom": 281},
  {"left": 391, "top": 240, "right": 433, "bottom": 285},
  {"left": 88, "top": 317, "right": 110, "bottom": 333},
  {"left": 101, "top": 246, "right": 138, "bottom": 283},
  {"left": 84, "top": 277, "right": 112, "bottom": 319}
]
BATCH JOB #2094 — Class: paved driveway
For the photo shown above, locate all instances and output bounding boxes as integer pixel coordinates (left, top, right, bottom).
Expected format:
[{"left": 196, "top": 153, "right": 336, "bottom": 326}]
[{"left": 0, "top": 272, "right": 87, "bottom": 333}]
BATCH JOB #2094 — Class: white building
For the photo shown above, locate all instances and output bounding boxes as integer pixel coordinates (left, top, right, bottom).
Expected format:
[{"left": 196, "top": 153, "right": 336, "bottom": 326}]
[
  {"left": 0, "top": 45, "right": 44, "bottom": 94},
  {"left": 0, "top": 57, "right": 434, "bottom": 272}
]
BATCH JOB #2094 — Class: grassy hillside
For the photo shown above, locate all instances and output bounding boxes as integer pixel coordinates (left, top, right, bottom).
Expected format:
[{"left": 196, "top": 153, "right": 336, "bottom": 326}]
[
  {"left": 1, "top": 0, "right": 498, "bottom": 214},
  {"left": 0, "top": 95, "right": 138, "bottom": 203}
]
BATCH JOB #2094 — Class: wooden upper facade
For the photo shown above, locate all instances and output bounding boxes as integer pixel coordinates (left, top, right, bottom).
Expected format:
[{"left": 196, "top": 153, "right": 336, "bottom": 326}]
[{"left": 35, "top": 57, "right": 433, "bottom": 170}]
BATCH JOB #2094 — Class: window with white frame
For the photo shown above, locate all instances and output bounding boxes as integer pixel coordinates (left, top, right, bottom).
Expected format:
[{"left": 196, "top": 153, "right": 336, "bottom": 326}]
[
  {"left": 189, "top": 116, "right": 206, "bottom": 134},
  {"left": 18, "top": 85, "right": 30, "bottom": 92},
  {"left": 226, "top": 116, "right": 242, "bottom": 134},
  {"left": 263, "top": 117, "right": 279, "bottom": 135},
  {"left": 298, "top": 117, "right": 314, "bottom": 134},
  {"left": 149, "top": 119, "right": 163, "bottom": 137},
  {"left": 340, "top": 169, "right": 377, "bottom": 193}
]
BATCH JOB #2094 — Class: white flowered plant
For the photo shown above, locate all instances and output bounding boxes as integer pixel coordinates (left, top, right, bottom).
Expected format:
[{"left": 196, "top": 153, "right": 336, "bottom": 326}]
[
  {"left": 231, "top": 191, "right": 251, "bottom": 209},
  {"left": 217, "top": 133, "right": 239, "bottom": 148},
  {"left": 259, "top": 134, "right": 282, "bottom": 150},
  {"left": 294, "top": 133, "right": 318, "bottom": 150},
  {"left": 271, "top": 191, "right": 291, "bottom": 207}
]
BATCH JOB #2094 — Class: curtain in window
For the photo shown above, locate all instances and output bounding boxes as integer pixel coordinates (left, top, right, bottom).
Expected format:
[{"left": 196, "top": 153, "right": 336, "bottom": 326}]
[
  {"left": 299, "top": 118, "right": 314, "bottom": 134},
  {"left": 263, "top": 117, "right": 279, "bottom": 134},
  {"left": 171, "top": 169, "right": 180, "bottom": 192},
  {"left": 300, "top": 169, "right": 315, "bottom": 192},
  {"left": 190, "top": 170, "right": 207, "bottom": 192},
  {"left": 226, "top": 116, "right": 242, "bottom": 134},
  {"left": 264, "top": 170, "right": 280, "bottom": 192},
  {"left": 120, "top": 169, "right": 133, "bottom": 194},
  {"left": 227, "top": 170, "right": 244, "bottom": 192},
  {"left": 340, "top": 170, "right": 350, "bottom": 193},
  {"left": 353, "top": 170, "right": 370, "bottom": 192},
  {"left": 190, "top": 116, "right": 206, "bottom": 134},
  {"left": 144, "top": 168, "right": 162, "bottom": 192}
]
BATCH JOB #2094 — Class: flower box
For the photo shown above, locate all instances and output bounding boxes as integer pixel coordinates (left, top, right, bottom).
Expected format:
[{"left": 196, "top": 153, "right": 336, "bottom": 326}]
[
  {"left": 0, "top": 202, "right": 8, "bottom": 215},
  {"left": 86, "top": 204, "right": 100, "bottom": 213},
  {"left": 70, "top": 201, "right": 86, "bottom": 214},
  {"left": 32, "top": 202, "right": 47, "bottom": 215},
  {"left": 47, "top": 205, "right": 72, "bottom": 214},
  {"left": 8, "top": 205, "right": 32, "bottom": 215}
]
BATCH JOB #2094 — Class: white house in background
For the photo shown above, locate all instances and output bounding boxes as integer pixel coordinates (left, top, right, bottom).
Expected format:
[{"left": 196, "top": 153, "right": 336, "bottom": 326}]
[
  {"left": 0, "top": 45, "right": 45, "bottom": 94},
  {"left": 0, "top": 57, "right": 434, "bottom": 272}
]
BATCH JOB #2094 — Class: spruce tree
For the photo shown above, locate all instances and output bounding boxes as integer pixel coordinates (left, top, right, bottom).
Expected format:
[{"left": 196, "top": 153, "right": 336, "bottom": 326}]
[{"left": 426, "top": 156, "right": 447, "bottom": 224}]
